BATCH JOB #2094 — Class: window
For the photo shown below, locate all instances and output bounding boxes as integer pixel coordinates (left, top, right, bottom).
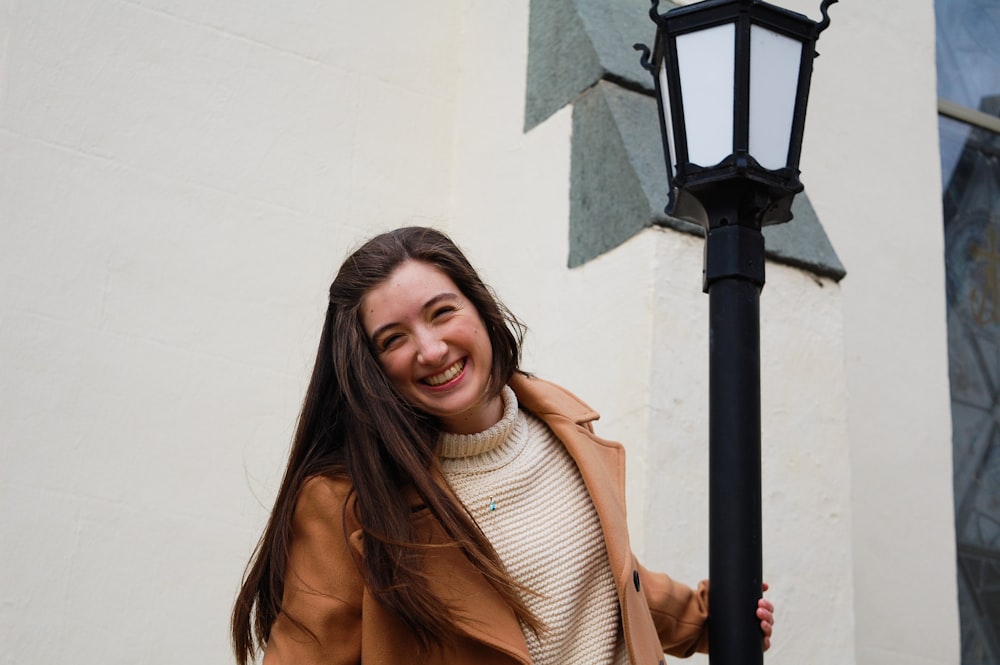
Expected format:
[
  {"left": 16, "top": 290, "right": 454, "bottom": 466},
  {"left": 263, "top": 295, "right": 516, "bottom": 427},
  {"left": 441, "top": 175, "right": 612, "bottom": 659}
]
[{"left": 937, "top": 2, "right": 1000, "bottom": 662}]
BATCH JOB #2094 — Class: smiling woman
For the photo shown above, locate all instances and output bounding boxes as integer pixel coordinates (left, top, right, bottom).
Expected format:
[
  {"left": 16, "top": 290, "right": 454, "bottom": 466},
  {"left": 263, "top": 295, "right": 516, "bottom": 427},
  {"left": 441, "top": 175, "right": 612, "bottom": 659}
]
[{"left": 231, "top": 226, "right": 774, "bottom": 665}]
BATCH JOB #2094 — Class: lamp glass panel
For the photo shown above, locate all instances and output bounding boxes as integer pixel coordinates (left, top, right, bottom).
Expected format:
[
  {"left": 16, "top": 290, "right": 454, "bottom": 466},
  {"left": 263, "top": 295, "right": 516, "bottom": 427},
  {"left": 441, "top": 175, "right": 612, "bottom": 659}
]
[
  {"left": 658, "top": 60, "right": 677, "bottom": 179},
  {"left": 675, "top": 23, "right": 735, "bottom": 167},
  {"left": 748, "top": 24, "right": 803, "bottom": 170}
]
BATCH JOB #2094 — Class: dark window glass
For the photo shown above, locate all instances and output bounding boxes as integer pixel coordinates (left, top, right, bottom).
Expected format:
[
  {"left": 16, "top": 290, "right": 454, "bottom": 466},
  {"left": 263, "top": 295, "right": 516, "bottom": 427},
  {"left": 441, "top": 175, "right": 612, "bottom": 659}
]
[
  {"left": 936, "top": 1, "right": 1000, "bottom": 109},
  {"left": 937, "top": 2, "right": 1000, "bottom": 662}
]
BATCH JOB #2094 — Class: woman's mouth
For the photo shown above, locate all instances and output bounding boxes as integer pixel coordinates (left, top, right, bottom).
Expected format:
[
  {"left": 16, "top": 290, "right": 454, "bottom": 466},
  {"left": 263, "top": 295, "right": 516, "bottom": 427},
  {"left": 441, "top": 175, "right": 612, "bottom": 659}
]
[{"left": 423, "top": 359, "right": 465, "bottom": 386}]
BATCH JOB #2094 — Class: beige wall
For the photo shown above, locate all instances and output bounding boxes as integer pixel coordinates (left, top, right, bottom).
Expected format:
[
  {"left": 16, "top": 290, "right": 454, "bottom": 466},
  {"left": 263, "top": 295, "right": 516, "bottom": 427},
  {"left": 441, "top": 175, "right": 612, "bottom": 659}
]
[
  {"left": 2, "top": 1, "right": 461, "bottom": 661},
  {"left": 1, "top": 1, "right": 958, "bottom": 663},
  {"left": 796, "top": 2, "right": 960, "bottom": 663}
]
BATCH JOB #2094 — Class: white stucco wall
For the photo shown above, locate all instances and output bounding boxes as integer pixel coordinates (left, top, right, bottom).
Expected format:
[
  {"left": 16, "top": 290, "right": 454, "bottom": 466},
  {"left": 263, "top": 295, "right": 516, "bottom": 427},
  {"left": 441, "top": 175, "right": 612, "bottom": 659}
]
[
  {"left": 793, "top": 2, "right": 960, "bottom": 664},
  {"left": 1, "top": 1, "right": 959, "bottom": 664},
  {"left": 2, "top": 0, "right": 462, "bottom": 661}
]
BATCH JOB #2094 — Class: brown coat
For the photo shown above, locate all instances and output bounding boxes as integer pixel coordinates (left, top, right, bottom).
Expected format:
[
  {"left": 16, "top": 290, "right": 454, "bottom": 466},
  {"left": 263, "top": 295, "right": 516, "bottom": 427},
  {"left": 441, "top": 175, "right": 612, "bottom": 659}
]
[{"left": 264, "top": 373, "right": 709, "bottom": 665}]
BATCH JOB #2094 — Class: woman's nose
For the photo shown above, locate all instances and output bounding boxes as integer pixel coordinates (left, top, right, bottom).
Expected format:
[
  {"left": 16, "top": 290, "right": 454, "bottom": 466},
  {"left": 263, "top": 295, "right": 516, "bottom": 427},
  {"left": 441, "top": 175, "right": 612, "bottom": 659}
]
[{"left": 415, "top": 331, "right": 447, "bottom": 365}]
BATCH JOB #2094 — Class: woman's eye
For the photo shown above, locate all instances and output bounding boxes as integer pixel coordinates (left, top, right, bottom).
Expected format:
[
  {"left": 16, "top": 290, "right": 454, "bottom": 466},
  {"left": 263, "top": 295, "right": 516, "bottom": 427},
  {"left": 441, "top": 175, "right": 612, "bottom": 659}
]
[
  {"left": 379, "top": 333, "right": 403, "bottom": 351},
  {"left": 433, "top": 305, "right": 456, "bottom": 318}
]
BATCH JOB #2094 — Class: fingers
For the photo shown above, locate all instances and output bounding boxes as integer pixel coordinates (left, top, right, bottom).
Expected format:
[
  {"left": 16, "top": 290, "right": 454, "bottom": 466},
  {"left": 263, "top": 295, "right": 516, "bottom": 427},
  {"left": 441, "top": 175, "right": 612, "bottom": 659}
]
[
  {"left": 757, "top": 601, "right": 774, "bottom": 631},
  {"left": 757, "top": 596, "right": 775, "bottom": 651},
  {"left": 757, "top": 597, "right": 775, "bottom": 615}
]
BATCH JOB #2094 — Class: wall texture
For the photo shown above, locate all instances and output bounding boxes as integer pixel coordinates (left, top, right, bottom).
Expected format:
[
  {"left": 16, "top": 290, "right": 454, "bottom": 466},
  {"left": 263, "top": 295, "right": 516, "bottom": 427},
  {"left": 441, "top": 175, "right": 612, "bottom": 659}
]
[
  {"left": 794, "top": 3, "right": 960, "bottom": 663},
  {"left": 1, "top": 1, "right": 959, "bottom": 664},
  {"left": 2, "top": 1, "right": 462, "bottom": 661}
]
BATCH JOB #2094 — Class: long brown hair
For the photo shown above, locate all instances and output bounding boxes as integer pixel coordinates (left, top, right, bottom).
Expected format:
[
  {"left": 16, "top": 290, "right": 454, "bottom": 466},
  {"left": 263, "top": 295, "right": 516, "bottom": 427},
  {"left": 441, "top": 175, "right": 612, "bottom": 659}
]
[{"left": 231, "top": 227, "right": 537, "bottom": 664}]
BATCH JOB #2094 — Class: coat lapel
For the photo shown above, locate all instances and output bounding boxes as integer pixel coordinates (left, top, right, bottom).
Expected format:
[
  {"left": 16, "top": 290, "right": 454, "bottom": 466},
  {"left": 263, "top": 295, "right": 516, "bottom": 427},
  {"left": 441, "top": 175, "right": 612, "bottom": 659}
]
[
  {"left": 354, "top": 489, "right": 532, "bottom": 663},
  {"left": 510, "top": 373, "right": 633, "bottom": 581},
  {"left": 511, "top": 373, "right": 661, "bottom": 663}
]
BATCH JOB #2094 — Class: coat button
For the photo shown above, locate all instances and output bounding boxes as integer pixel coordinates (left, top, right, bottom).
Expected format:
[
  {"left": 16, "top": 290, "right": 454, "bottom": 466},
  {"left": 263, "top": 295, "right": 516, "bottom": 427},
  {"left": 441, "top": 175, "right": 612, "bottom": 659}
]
[{"left": 633, "top": 570, "right": 641, "bottom": 592}]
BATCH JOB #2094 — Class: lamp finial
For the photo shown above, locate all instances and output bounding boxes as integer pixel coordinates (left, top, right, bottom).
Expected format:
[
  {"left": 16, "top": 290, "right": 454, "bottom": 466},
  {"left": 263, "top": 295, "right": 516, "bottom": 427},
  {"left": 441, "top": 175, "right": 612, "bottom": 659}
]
[
  {"left": 816, "top": 0, "right": 839, "bottom": 35},
  {"left": 649, "top": 0, "right": 667, "bottom": 28}
]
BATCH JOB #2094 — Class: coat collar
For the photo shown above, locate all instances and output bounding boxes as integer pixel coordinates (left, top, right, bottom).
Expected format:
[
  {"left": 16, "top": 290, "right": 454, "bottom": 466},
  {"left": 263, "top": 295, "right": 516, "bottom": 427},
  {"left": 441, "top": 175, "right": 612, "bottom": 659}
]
[{"left": 508, "top": 372, "right": 600, "bottom": 426}]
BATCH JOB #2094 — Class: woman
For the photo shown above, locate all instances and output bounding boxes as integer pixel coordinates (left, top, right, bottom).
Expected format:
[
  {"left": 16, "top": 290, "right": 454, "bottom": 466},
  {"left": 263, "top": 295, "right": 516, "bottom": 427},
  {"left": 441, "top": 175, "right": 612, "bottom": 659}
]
[{"left": 232, "top": 226, "right": 774, "bottom": 664}]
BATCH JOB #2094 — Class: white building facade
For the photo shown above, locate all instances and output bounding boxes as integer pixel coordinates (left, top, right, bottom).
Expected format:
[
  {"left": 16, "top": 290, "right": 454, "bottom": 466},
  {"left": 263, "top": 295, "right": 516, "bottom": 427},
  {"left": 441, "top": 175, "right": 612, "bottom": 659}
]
[{"left": 1, "top": 1, "right": 969, "bottom": 664}]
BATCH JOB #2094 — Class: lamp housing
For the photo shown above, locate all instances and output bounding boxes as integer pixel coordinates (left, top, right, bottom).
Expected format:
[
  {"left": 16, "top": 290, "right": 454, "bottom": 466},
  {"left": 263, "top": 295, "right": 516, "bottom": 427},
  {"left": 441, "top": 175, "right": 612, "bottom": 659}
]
[{"left": 640, "top": 0, "right": 836, "bottom": 229}]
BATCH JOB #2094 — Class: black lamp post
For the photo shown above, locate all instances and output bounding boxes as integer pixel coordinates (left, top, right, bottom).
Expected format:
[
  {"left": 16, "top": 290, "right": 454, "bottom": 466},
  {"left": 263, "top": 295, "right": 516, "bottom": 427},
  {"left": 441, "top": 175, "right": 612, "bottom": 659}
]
[{"left": 635, "top": 1, "right": 837, "bottom": 663}]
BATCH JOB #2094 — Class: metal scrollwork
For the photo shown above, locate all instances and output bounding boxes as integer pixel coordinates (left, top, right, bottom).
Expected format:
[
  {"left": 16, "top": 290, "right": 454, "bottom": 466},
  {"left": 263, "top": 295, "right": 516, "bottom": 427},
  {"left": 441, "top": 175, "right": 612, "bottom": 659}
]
[
  {"left": 634, "top": 43, "right": 654, "bottom": 72},
  {"left": 649, "top": 0, "right": 667, "bottom": 28},
  {"left": 816, "top": 0, "right": 839, "bottom": 34}
]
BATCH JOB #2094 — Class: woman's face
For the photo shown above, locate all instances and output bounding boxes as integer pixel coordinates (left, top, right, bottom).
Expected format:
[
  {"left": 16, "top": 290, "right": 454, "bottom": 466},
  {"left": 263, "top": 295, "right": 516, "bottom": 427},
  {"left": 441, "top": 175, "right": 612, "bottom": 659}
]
[{"left": 361, "top": 260, "right": 502, "bottom": 435}]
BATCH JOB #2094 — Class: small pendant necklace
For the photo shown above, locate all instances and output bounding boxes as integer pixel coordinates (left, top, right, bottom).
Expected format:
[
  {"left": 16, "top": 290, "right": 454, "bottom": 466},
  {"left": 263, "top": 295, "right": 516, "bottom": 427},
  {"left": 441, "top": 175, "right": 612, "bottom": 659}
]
[{"left": 488, "top": 496, "right": 497, "bottom": 512}]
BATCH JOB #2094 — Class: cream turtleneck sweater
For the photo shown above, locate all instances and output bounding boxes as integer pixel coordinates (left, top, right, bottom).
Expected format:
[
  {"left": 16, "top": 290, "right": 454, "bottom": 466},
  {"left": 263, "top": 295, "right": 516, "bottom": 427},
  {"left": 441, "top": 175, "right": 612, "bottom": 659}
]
[{"left": 438, "top": 386, "right": 628, "bottom": 665}]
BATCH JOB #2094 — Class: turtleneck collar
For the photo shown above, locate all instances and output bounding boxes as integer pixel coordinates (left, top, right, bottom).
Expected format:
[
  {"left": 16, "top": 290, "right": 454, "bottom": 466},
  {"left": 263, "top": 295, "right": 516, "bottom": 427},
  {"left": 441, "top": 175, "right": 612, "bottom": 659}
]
[{"left": 438, "top": 385, "right": 518, "bottom": 460}]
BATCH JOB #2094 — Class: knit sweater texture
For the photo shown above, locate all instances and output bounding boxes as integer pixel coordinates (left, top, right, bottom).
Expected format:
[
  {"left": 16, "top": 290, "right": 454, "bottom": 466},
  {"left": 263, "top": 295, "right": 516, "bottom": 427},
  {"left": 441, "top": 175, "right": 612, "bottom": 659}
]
[{"left": 438, "top": 386, "right": 628, "bottom": 665}]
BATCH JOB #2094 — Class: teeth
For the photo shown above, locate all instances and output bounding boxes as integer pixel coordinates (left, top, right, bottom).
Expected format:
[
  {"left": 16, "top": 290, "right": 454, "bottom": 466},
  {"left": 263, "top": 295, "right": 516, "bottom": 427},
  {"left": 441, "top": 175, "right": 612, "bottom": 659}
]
[{"left": 425, "top": 360, "right": 464, "bottom": 386}]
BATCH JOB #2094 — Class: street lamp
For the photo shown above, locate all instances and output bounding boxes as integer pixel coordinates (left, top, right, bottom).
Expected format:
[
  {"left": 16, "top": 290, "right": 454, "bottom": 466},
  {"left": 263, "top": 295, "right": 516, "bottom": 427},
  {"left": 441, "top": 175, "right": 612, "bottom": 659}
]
[{"left": 635, "top": 1, "right": 837, "bottom": 663}]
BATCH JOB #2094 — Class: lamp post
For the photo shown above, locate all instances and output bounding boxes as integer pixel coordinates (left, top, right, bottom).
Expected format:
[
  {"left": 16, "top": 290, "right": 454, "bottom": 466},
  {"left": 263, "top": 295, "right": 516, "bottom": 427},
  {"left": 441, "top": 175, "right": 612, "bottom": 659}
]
[{"left": 635, "top": 1, "right": 837, "bottom": 663}]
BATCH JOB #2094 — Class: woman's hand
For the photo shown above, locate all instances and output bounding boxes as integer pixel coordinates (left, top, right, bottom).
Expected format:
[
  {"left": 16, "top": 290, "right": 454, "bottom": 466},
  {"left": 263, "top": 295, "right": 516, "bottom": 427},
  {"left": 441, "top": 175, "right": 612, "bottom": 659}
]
[{"left": 758, "top": 582, "right": 775, "bottom": 651}]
